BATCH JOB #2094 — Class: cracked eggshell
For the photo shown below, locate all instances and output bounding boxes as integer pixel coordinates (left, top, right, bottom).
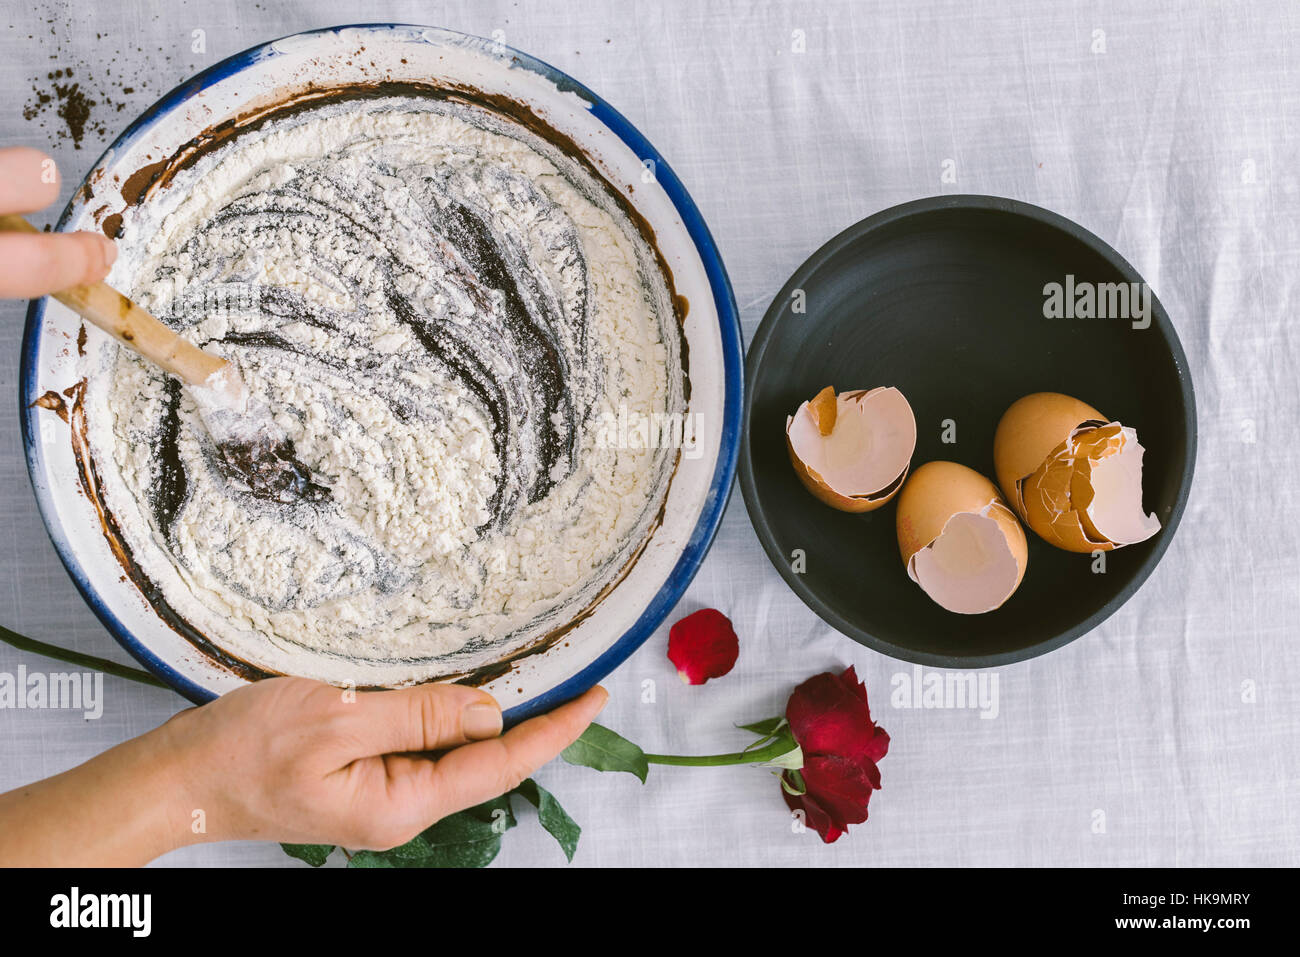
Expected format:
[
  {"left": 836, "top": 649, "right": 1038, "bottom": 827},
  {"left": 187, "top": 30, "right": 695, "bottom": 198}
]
[
  {"left": 786, "top": 386, "right": 916, "bottom": 513},
  {"left": 895, "top": 461, "right": 1028, "bottom": 614},
  {"left": 992, "top": 392, "right": 1105, "bottom": 509},
  {"left": 993, "top": 392, "right": 1160, "bottom": 553}
]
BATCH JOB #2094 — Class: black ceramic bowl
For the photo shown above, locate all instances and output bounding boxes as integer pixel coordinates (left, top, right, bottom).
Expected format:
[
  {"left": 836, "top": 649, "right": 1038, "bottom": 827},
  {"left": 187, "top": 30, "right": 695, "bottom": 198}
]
[{"left": 740, "top": 195, "right": 1196, "bottom": 668}]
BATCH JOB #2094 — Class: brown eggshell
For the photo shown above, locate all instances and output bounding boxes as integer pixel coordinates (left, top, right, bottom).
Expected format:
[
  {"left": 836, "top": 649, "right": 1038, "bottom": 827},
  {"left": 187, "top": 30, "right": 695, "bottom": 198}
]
[
  {"left": 808, "top": 385, "right": 837, "bottom": 435},
  {"left": 896, "top": 462, "right": 1022, "bottom": 567},
  {"left": 987, "top": 500, "right": 1030, "bottom": 593},
  {"left": 785, "top": 386, "right": 915, "bottom": 513},
  {"left": 1019, "top": 446, "right": 1112, "bottom": 552},
  {"left": 992, "top": 392, "right": 1106, "bottom": 515},
  {"left": 785, "top": 432, "right": 907, "bottom": 512},
  {"left": 895, "top": 461, "right": 1028, "bottom": 612}
]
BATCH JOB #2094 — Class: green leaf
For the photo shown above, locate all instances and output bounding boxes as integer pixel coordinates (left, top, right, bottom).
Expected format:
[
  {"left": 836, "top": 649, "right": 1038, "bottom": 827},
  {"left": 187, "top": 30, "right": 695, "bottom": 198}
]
[
  {"left": 348, "top": 850, "right": 397, "bottom": 868},
  {"left": 350, "top": 832, "right": 501, "bottom": 869},
  {"left": 512, "top": 779, "right": 581, "bottom": 863},
  {"left": 561, "top": 722, "right": 648, "bottom": 782},
  {"left": 737, "top": 716, "right": 793, "bottom": 757},
  {"left": 457, "top": 792, "right": 518, "bottom": 832},
  {"left": 280, "top": 843, "right": 335, "bottom": 867},
  {"left": 347, "top": 795, "right": 516, "bottom": 869},
  {"left": 737, "top": 716, "right": 785, "bottom": 738}
]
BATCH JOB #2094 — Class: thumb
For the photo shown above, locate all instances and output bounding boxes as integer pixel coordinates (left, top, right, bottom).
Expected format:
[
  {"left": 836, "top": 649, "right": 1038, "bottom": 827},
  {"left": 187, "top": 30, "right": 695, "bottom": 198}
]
[
  {"left": 400, "top": 685, "right": 609, "bottom": 823},
  {"left": 332, "top": 683, "right": 504, "bottom": 760}
]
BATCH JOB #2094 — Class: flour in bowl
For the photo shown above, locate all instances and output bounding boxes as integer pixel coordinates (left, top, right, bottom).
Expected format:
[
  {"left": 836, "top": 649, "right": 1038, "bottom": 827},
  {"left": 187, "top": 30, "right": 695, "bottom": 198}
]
[{"left": 80, "top": 90, "right": 687, "bottom": 684}]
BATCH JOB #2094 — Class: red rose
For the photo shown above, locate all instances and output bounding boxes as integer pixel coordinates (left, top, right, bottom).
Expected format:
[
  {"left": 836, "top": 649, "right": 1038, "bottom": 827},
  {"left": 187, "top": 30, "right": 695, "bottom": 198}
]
[
  {"left": 667, "top": 608, "right": 739, "bottom": 684},
  {"left": 781, "top": 666, "right": 889, "bottom": 843}
]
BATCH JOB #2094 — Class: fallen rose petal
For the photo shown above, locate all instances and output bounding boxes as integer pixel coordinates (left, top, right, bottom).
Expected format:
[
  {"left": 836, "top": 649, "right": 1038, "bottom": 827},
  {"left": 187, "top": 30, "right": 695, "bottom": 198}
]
[{"left": 667, "top": 608, "right": 739, "bottom": 684}]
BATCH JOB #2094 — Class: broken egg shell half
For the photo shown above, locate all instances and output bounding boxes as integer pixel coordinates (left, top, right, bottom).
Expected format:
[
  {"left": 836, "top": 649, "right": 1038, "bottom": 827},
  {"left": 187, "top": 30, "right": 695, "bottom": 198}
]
[
  {"left": 896, "top": 461, "right": 1028, "bottom": 614},
  {"left": 786, "top": 386, "right": 917, "bottom": 512},
  {"left": 993, "top": 392, "right": 1161, "bottom": 553}
]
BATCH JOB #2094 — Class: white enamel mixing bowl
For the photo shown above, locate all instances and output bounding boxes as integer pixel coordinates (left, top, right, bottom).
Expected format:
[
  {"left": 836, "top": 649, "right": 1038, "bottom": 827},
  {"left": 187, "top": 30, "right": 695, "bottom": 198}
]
[{"left": 21, "top": 24, "right": 742, "bottom": 723}]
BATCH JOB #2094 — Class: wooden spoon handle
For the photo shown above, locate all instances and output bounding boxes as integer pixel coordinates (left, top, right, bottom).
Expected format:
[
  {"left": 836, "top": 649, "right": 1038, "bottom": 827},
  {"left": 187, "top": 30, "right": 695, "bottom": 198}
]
[{"left": 0, "top": 213, "right": 229, "bottom": 388}]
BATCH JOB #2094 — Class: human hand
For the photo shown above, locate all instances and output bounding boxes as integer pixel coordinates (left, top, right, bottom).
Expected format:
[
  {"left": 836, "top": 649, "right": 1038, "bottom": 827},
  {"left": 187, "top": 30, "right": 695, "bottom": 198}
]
[
  {"left": 0, "top": 149, "right": 604, "bottom": 865},
  {"left": 0, "top": 147, "right": 117, "bottom": 297},
  {"left": 156, "top": 677, "right": 608, "bottom": 852},
  {"left": 0, "top": 676, "right": 606, "bottom": 865}
]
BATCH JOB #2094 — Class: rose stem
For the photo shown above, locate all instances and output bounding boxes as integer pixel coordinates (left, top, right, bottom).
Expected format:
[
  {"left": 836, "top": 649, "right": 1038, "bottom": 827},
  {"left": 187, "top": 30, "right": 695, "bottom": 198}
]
[
  {"left": 642, "top": 735, "right": 795, "bottom": 767},
  {"left": 0, "top": 624, "right": 170, "bottom": 689}
]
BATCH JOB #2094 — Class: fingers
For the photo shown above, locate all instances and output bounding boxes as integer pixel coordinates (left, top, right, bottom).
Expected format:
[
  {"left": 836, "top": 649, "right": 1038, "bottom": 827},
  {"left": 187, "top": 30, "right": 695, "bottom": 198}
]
[
  {"left": 0, "top": 147, "right": 61, "bottom": 213},
  {"left": 0, "top": 230, "right": 117, "bottom": 297},
  {"left": 0, "top": 147, "right": 118, "bottom": 297},
  {"left": 404, "top": 685, "right": 609, "bottom": 822},
  {"left": 334, "top": 682, "right": 505, "bottom": 759}
]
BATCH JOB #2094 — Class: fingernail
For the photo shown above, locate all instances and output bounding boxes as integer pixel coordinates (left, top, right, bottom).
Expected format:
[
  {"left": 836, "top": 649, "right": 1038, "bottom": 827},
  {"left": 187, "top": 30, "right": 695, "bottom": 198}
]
[
  {"left": 463, "top": 701, "right": 503, "bottom": 740},
  {"left": 101, "top": 237, "right": 118, "bottom": 269}
]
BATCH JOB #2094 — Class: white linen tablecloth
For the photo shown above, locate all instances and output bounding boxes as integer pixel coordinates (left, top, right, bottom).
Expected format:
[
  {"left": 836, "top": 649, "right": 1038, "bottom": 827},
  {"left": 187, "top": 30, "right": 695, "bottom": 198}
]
[{"left": 1, "top": 0, "right": 1296, "bottom": 867}]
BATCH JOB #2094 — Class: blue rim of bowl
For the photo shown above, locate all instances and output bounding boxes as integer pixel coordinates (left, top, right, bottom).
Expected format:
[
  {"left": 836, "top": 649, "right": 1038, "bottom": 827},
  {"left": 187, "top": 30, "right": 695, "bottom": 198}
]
[
  {"left": 738, "top": 194, "right": 1197, "bottom": 669},
  {"left": 19, "top": 23, "right": 743, "bottom": 723}
]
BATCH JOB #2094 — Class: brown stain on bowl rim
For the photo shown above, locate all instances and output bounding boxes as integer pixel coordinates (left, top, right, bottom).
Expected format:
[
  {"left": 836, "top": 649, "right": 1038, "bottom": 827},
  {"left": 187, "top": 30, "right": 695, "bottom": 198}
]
[{"left": 55, "top": 77, "right": 694, "bottom": 691}]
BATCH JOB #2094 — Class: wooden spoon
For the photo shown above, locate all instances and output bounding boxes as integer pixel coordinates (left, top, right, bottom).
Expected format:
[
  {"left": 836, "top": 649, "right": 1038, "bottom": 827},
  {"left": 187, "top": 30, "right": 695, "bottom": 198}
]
[
  {"left": 1, "top": 213, "right": 234, "bottom": 393},
  {"left": 4, "top": 214, "right": 328, "bottom": 504}
]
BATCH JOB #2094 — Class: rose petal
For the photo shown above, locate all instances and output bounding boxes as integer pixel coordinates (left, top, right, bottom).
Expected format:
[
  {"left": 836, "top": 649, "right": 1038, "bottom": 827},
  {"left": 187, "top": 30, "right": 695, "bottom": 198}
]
[
  {"left": 782, "top": 666, "right": 888, "bottom": 844},
  {"left": 666, "top": 608, "right": 739, "bottom": 685},
  {"left": 783, "top": 781, "right": 846, "bottom": 844},
  {"left": 838, "top": 665, "right": 871, "bottom": 710},
  {"left": 864, "top": 725, "right": 890, "bottom": 764},
  {"left": 786, "top": 666, "right": 884, "bottom": 759},
  {"left": 804, "top": 755, "right": 877, "bottom": 819},
  {"left": 782, "top": 755, "right": 878, "bottom": 843}
]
